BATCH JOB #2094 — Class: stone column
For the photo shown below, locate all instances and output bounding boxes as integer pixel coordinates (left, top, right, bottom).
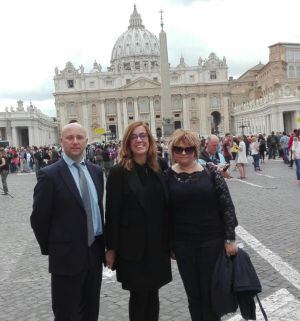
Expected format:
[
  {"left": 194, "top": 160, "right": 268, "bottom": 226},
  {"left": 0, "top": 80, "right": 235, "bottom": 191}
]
[
  {"left": 149, "top": 97, "right": 156, "bottom": 136},
  {"left": 199, "top": 94, "right": 207, "bottom": 135},
  {"left": 81, "top": 102, "right": 90, "bottom": 140},
  {"left": 222, "top": 93, "right": 230, "bottom": 134},
  {"left": 58, "top": 104, "right": 66, "bottom": 127},
  {"left": 133, "top": 97, "right": 139, "bottom": 121},
  {"left": 294, "top": 110, "right": 300, "bottom": 129},
  {"left": 28, "top": 126, "right": 34, "bottom": 146},
  {"left": 122, "top": 99, "right": 128, "bottom": 130},
  {"left": 117, "top": 99, "right": 123, "bottom": 139},
  {"left": 100, "top": 99, "right": 106, "bottom": 130},
  {"left": 182, "top": 95, "right": 189, "bottom": 130},
  {"left": 33, "top": 125, "right": 40, "bottom": 146},
  {"left": 11, "top": 126, "right": 18, "bottom": 147},
  {"left": 277, "top": 112, "right": 284, "bottom": 133}
]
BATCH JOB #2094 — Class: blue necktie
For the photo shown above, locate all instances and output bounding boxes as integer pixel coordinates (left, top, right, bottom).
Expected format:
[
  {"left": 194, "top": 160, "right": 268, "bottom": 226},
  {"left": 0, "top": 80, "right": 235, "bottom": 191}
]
[{"left": 74, "top": 163, "right": 95, "bottom": 246}]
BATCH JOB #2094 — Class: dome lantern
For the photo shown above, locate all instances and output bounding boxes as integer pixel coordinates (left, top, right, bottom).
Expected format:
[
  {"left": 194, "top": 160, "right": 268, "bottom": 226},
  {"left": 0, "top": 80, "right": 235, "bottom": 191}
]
[
  {"left": 110, "top": 5, "right": 160, "bottom": 73},
  {"left": 128, "top": 4, "right": 144, "bottom": 29}
]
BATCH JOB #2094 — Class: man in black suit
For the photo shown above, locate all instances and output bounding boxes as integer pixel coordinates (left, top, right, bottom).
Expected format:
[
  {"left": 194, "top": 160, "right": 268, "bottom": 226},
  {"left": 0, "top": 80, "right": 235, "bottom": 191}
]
[{"left": 31, "top": 122, "right": 105, "bottom": 321}]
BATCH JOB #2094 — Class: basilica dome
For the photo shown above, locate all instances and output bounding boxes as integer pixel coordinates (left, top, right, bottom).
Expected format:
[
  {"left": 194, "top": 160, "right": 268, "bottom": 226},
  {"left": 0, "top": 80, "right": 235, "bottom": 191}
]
[{"left": 110, "top": 5, "right": 160, "bottom": 72}]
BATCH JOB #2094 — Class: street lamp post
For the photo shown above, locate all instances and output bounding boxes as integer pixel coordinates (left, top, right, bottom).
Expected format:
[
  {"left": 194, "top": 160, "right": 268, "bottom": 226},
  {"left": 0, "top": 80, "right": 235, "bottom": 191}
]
[{"left": 239, "top": 120, "right": 249, "bottom": 135}]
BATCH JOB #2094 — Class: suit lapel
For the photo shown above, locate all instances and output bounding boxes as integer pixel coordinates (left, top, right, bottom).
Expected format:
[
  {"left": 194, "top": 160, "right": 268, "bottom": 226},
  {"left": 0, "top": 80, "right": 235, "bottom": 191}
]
[
  {"left": 126, "top": 166, "right": 146, "bottom": 210},
  {"left": 58, "top": 159, "right": 84, "bottom": 209}
]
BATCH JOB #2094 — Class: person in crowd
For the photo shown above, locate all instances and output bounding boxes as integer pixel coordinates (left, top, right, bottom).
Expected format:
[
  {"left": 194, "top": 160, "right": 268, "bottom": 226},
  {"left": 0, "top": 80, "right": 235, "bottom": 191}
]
[
  {"left": 33, "top": 146, "right": 43, "bottom": 177},
  {"left": 94, "top": 144, "right": 104, "bottom": 168},
  {"left": 258, "top": 133, "right": 266, "bottom": 163},
  {"left": 292, "top": 135, "right": 300, "bottom": 184},
  {"left": 236, "top": 135, "right": 248, "bottom": 179},
  {"left": 280, "top": 132, "right": 290, "bottom": 164},
  {"left": 47, "top": 147, "right": 60, "bottom": 165},
  {"left": 102, "top": 145, "right": 113, "bottom": 178},
  {"left": 30, "top": 123, "right": 105, "bottom": 321},
  {"left": 288, "top": 130, "right": 298, "bottom": 168},
  {"left": 23, "top": 147, "right": 34, "bottom": 172},
  {"left": 243, "top": 134, "right": 250, "bottom": 156},
  {"left": 12, "top": 151, "right": 20, "bottom": 173},
  {"left": 222, "top": 133, "right": 233, "bottom": 163},
  {"left": 105, "top": 121, "right": 172, "bottom": 321},
  {"left": 156, "top": 140, "right": 169, "bottom": 171},
  {"left": 0, "top": 148, "right": 9, "bottom": 195},
  {"left": 250, "top": 136, "right": 261, "bottom": 171},
  {"left": 267, "top": 131, "right": 278, "bottom": 159},
  {"left": 19, "top": 147, "right": 26, "bottom": 172},
  {"left": 165, "top": 129, "right": 238, "bottom": 321},
  {"left": 231, "top": 136, "right": 239, "bottom": 161},
  {"left": 198, "top": 134, "right": 231, "bottom": 178}
]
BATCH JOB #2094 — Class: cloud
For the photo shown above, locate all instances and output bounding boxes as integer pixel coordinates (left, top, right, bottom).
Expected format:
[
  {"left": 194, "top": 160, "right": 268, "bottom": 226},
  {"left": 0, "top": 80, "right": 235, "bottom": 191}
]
[
  {"left": 166, "top": 0, "right": 205, "bottom": 4},
  {"left": 1, "top": 0, "right": 300, "bottom": 117},
  {"left": 1, "top": 80, "right": 54, "bottom": 101}
]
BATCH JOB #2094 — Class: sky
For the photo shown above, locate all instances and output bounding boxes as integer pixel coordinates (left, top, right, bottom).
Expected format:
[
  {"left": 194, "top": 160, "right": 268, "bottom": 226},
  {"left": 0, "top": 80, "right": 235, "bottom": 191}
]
[{"left": 1, "top": 0, "right": 300, "bottom": 117}]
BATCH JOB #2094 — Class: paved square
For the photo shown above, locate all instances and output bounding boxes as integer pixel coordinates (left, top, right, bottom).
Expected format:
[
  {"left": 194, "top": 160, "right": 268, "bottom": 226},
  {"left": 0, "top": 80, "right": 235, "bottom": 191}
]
[{"left": 0, "top": 158, "right": 299, "bottom": 320}]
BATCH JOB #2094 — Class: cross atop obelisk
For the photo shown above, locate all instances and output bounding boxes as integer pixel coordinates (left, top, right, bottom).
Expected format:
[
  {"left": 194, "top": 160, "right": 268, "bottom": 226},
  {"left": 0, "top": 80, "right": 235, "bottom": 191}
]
[{"left": 159, "top": 9, "right": 164, "bottom": 30}]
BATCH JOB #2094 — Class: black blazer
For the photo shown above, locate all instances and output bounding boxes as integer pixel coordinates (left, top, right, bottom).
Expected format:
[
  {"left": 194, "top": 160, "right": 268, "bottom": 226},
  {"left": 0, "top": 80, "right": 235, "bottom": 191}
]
[
  {"left": 30, "top": 158, "right": 105, "bottom": 276},
  {"left": 105, "top": 164, "right": 169, "bottom": 261}
]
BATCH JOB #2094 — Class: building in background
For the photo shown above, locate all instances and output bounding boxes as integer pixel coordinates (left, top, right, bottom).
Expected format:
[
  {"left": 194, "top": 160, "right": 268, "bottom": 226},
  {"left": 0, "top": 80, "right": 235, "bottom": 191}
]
[
  {"left": 54, "top": 5, "right": 229, "bottom": 141},
  {"left": 54, "top": 6, "right": 300, "bottom": 140},
  {"left": 0, "top": 100, "right": 58, "bottom": 147},
  {"left": 230, "top": 43, "right": 300, "bottom": 135}
]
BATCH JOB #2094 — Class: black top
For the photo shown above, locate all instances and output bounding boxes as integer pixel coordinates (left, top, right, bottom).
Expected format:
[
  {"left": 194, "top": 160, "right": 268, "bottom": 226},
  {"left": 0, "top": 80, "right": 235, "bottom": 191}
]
[
  {"left": 0, "top": 156, "right": 9, "bottom": 171},
  {"left": 134, "top": 162, "right": 166, "bottom": 257},
  {"left": 167, "top": 169, "right": 224, "bottom": 244},
  {"left": 105, "top": 162, "right": 172, "bottom": 290}
]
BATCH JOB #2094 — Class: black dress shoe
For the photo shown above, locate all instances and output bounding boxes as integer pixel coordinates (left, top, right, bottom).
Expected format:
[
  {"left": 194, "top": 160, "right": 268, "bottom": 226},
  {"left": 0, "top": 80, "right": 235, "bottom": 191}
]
[{"left": 1, "top": 192, "right": 8, "bottom": 195}]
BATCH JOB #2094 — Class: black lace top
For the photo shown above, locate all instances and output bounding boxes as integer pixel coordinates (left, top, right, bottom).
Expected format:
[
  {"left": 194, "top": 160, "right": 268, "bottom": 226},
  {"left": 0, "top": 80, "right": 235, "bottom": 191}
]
[{"left": 165, "top": 167, "right": 237, "bottom": 244}]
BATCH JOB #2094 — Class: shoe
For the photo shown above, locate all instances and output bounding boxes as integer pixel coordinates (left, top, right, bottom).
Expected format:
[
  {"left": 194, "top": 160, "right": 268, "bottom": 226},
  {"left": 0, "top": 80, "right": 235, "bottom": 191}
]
[
  {"left": 297, "top": 180, "right": 300, "bottom": 185},
  {"left": 1, "top": 192, "right": 8, "bottom": 195}
]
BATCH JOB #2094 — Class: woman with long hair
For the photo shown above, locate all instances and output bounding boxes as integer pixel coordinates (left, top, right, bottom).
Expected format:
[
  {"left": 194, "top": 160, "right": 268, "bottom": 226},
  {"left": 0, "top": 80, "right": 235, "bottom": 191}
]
[{"left": 105, "top": 121, "right": 172, "bottom": 321}]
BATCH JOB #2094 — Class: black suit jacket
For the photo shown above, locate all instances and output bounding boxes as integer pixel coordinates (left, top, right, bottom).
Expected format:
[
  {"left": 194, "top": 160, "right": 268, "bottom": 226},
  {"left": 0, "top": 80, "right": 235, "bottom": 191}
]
[
  {"left": 30, "top": 158, "right": 105, "bottom": 276},
  {"left": 105, "top": 164, "right": 169, "bottom": 261}
]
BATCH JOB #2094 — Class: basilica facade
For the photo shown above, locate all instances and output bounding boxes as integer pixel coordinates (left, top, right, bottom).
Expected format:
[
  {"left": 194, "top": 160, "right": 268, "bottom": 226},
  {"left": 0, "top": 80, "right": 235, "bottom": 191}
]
[
  {"left": 54, "top": 6, "right": 300, "bottom": 141},
  {"left": 54, "top": 5, "right": 230, "bottom": 141}
]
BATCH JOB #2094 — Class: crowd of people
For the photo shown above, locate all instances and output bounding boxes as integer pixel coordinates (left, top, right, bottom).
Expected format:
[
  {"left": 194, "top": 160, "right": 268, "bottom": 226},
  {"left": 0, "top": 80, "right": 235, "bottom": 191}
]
[{"left": 1, "top": 123, "right": 299, "bottom": 320}]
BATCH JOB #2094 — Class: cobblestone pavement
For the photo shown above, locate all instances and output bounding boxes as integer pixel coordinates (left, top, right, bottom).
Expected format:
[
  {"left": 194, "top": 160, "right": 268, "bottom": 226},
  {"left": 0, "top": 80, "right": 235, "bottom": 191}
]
[{"left": 0, "top": 158, "right": 299, "bottom": 321}]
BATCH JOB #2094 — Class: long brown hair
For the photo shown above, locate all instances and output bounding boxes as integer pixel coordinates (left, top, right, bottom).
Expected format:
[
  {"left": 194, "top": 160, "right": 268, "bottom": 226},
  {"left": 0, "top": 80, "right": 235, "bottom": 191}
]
[{"left": 118, "top": 121, "right": 159, "bottom": 172}]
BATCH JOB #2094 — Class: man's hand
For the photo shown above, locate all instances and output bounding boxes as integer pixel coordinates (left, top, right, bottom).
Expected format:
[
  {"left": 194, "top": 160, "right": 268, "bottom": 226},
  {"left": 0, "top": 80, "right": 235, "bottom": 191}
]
[{"left": 105, "top": 250, "right": 116, "bottom": 269}]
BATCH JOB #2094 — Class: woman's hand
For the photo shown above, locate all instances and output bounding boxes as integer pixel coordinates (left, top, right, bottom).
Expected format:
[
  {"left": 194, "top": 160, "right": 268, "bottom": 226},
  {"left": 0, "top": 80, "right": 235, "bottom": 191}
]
[
  {"left": 224, "top": 241, "right": 238, "bottom": 257},
  {"left": 105, "top": 250, "right": 116, "bottom": 269}
]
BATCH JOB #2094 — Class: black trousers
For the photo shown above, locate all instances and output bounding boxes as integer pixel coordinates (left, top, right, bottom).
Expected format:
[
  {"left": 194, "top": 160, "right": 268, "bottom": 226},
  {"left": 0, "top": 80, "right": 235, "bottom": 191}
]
[
  {"left": 51, "top": 237, "right": 103, "bottom": 321},
  {"left": 174, "top": 238, "right": 223, "bottom": 321},
  {"left": 129, "top": 289, "right": 159, "bottom": 321}
]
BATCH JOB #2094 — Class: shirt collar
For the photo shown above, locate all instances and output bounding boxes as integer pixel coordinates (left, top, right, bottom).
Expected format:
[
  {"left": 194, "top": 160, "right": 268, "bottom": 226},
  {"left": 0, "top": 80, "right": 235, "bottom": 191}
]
[{"left": 63, "top": 154, "right": 85, "bottom": 167}]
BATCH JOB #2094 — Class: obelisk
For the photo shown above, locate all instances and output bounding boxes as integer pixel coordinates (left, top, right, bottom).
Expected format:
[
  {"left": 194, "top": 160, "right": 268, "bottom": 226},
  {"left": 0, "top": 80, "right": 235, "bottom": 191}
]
[{"left": 159, "top": 10, "right": 174, "bottom": 137}]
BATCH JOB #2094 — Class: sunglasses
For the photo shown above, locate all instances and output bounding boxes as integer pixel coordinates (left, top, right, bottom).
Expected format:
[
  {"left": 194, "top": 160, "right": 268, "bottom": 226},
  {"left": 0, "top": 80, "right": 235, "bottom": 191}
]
[
  {"left": 130, "top": 132, "right": 148, "bottom": 141},
  {"left": 173, "top": 146, "right": 195, "bottom": 155}
]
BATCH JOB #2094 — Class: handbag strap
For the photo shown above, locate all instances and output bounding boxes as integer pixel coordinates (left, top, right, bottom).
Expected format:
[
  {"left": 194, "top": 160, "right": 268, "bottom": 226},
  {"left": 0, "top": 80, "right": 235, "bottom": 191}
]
[{"left": 256, "top": 294, "right": 268, "bottom": 321}]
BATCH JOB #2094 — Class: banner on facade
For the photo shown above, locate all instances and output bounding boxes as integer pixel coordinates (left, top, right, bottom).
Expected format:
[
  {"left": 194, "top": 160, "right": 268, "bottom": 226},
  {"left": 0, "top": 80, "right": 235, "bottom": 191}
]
[{"left": 94, "top": 128, "right": 106, "bottom": 135}]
